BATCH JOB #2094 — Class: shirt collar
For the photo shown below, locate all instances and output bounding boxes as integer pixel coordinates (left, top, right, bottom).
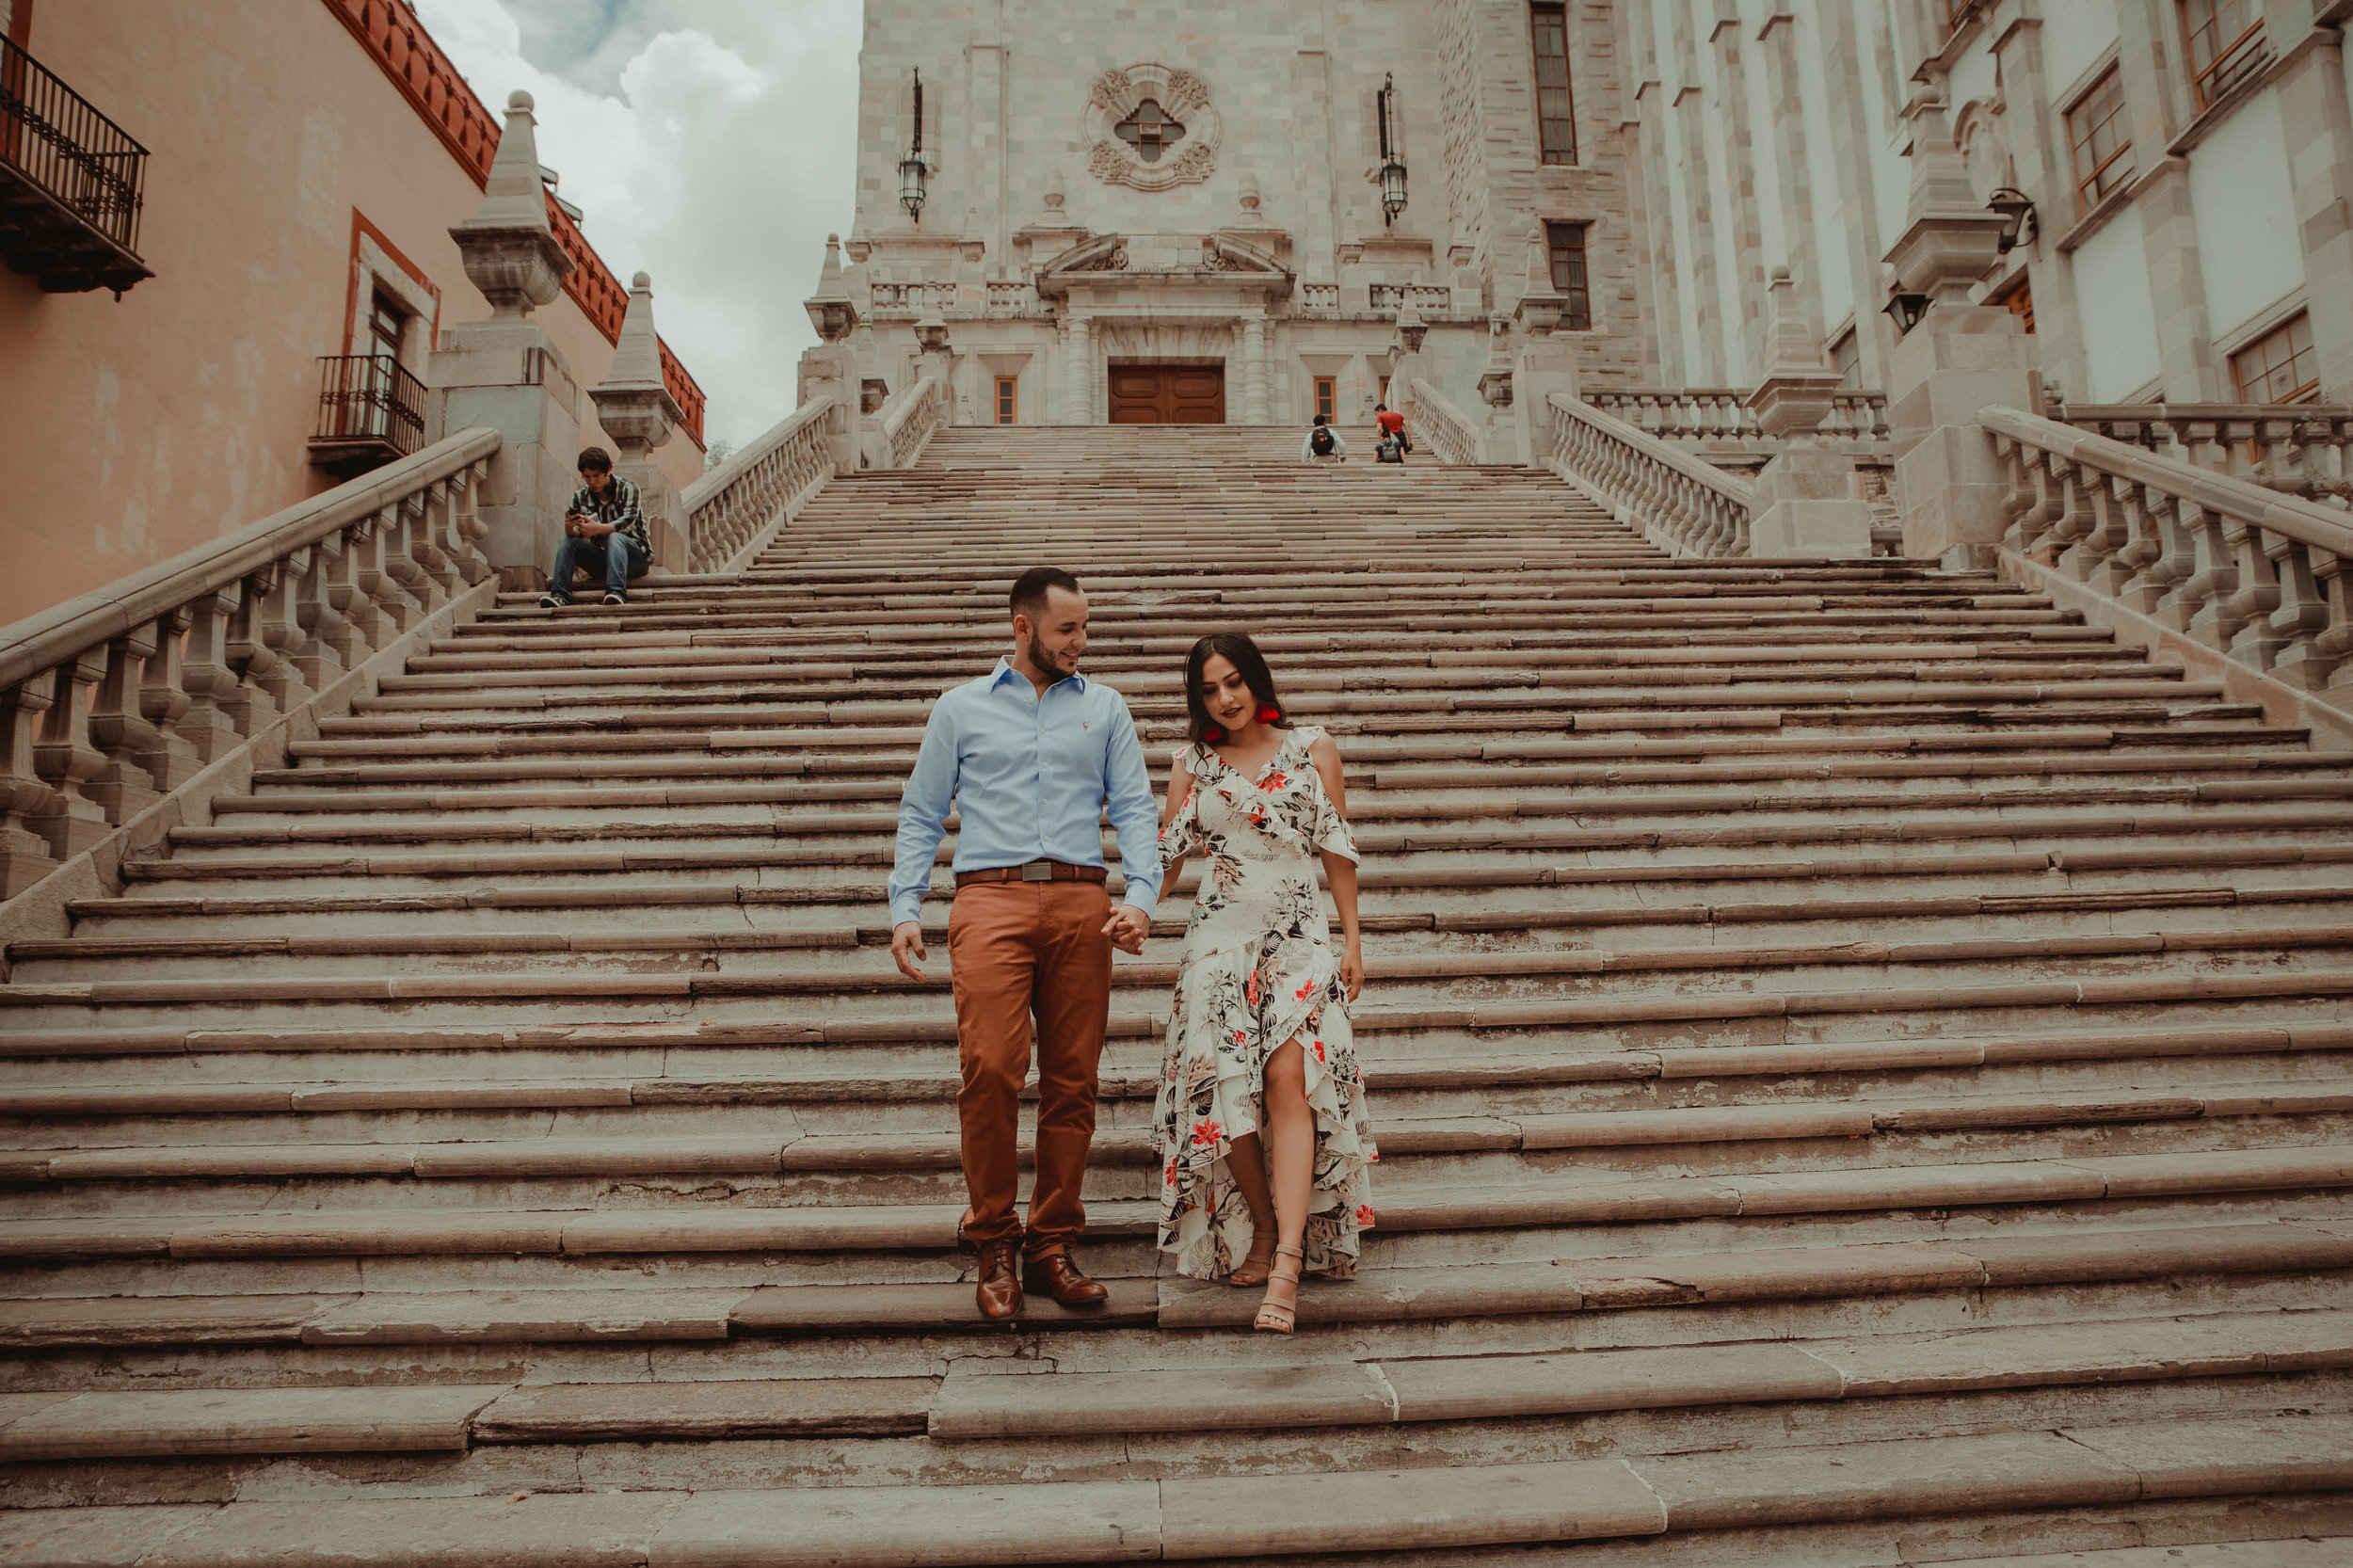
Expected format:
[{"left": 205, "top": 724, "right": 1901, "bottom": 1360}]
[{"left": 991, "top": 656, "right": 1086, "bottom": 695}]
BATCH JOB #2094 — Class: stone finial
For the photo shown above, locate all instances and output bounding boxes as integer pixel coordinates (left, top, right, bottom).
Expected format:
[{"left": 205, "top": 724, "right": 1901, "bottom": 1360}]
[
  {"left": 915, "top": 317, "right": 951, "bottom": 354},
  {"left": 1394, "top": 301, "right": 1428, "bottom": 356},
  {"left": 1512, "top": 221, "right": 1566, "bottom": 335},
  {"left": 450, "top": 88, "right": 571, "bottom": 316},
  {"left": 1883, "top": 87, "right": 2009, "bottom": 302},
  {"left": 1235, "top": 170, "right": 1262, "bottom": 224},
  {"left": 1477, "top": 316, "right": 1515, "bottom": 408},
  {"left": 1745, "top": 264, "right": 1843, "bottom": 441},
  {"left": 588, "top": 271, "right": 681, "bottom": 454},
  {"left": 806, "top": 232, "right": 860, "bottom": 342},
  {"left": 1032, "top": 169, "right": 1080, "bottom": 230}
]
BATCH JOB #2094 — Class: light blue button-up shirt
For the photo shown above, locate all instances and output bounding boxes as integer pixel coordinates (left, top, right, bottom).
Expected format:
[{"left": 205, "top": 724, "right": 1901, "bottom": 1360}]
[{"left": 888, "top": 658, "right": 1163, "bottom": 927}]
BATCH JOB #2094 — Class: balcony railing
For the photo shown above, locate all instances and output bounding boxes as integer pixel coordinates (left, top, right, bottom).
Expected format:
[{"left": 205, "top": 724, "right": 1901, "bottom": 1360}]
[
  {"left": 0, "top": 36, "right": 151, "bottom": 295},
  {"left": 309, "top": 354, "right": 428, "bottom": 476}
]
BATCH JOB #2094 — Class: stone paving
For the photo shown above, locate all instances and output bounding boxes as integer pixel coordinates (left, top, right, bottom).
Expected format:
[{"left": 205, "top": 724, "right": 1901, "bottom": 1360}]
[{"left": 2, "top": 425, "right": 2349, "bottom": 1563}]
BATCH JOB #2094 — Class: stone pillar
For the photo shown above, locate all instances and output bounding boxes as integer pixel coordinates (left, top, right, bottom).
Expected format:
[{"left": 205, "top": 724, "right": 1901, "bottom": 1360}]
[
  {"left": 1883, "top": 89, "right": 2042, "bottom": 568},
  {"left": 1755, "top": 11, "right": 1825, "bottom": 341},
  {"left": 1389, "top": 306, "right": 1429, "bottom": 428},
  {"left": 1710, "top": 12, "right": 1770, "bottom": 381},
  {"left": 800, "top": 232, "right": 867, "bottom": 475},
  {"left": 1476, "top": 317, "right": 1523, "bottom": 465},
  {"left": 431, "top": 90, "right": 582, "bottom": 591},
  {"left": 586, "top": 271, "right": 686, "bottom": 575},
  {"left": 1670, "top": 4, "right": 1724, "bottom": 383},
  {"left": 1747, "top": 267, "right": 1874, "bottom": 556},
  {"left": 1062, "top": 315, "right": 1092, "bottom": 425},
  {"left": 2278, "top": 28, "right": 2353, "bottom": 400},
  {"left": 1508, "top": 226, "right": 1576, "bottom": 468},
  {"left": 915, "top": 317, "right": 955, "bottom": 424},
  {"left": 1631, "top": 80, "right": 1689, "bottom": 381},
  {"left": 1240, "top": 314, "right": 1272, "bottom": 424}
]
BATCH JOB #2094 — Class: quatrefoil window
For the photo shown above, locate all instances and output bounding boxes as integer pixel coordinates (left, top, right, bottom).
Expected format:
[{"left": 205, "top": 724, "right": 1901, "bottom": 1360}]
[{"left": 1114, "top": 98, "right": 1185, "bottom": 163}]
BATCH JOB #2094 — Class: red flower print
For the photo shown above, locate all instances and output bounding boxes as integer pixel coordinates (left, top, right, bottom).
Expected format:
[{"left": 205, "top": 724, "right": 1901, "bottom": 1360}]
[
  {"left": 1248, "top": 804, "right": 1266, "bottom": 825},
  {"left": 1312, "top": 1038, "right": 1326, "bottom": 1062},
  {"left": 1257, "top": 772, "right": 1289, "bottom": 792},
  {"left": 1245, "top": 970, "right": 1259, "bottom": 1007},
  {"left": 1191, "top": 1119, "right": 1224, "bottom": 1147},
  {"left": 1295, "top": 979, "right": 1317, "bottom": 1001},
  {"left": 1354, "top": 1204, "right": 1376, "bottom": 1228},
  {"left": 1233, "top": 1028, "right": 1247, "bottom": 1046},
  {"left": 1163, "top": 1158, "right": 1180, "bottom": 1188}
]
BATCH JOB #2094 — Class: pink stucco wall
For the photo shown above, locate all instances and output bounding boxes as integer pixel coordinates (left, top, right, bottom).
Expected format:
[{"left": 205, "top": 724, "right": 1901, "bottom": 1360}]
[{"left": 0, "top": 0, "right": 709, "bottom": 627}]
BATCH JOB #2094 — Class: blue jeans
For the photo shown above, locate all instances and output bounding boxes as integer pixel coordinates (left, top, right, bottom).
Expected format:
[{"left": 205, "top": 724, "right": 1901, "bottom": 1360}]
[{"left": 548, "top": 533, "right": 649, "bottom": 599}]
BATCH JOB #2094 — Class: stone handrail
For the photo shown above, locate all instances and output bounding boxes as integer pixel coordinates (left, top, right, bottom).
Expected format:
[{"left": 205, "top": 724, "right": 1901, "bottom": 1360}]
[
  {"left": 1984, "top": 404, "right": 2353, "bottom": 699},
  {"left": 0, "top": 426, "right": 499, "bottom": 897},
  {"left": 1406, "top": 376, "right": 1486, "bottom": 465},
  {"left": 1544, "top": 392, "right": 1757, "bottom": 557},
  {"left": 679, "top": 395, "right": 838, "bottom": 574},
  {"left": 2050, "top": 402, "right": 2351, "bottom": 509},
  {"left": 1585, "top": 388, "right": 1891, "bottom": 449},
  {"left": 881, "top": 377, "right": 943, "bottom": 469}
]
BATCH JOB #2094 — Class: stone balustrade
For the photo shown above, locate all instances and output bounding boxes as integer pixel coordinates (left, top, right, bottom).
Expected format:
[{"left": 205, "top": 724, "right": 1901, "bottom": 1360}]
[
  {"left": 678, "top": 397, "right": 840, "bottom": 575},
  {"left": 881, "top": 376, "right": 943, "bottom": 469},
  {"left": 1405, "top": 376, "right": 1485, "bottom": 466},
  {"left": 1544, "top": 392, "right": 1758, "bottom": 558},
  {"left": 1583, "top": 388, "right": 1891, "bottom": 451},
  {"left": 1986, "top": 404, "right": 2353, "bottom": 702},
  {"left": 2051, "top": 403, "right": 2352, "bottom": 510},
  {"left": 0, "top": 427, "right": 499, "bottom": 898}
]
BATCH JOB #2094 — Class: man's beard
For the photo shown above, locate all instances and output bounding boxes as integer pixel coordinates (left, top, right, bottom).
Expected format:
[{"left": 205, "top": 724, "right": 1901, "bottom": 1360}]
[{"left": 1025, "top": 632, "right": 1075, "bottom": 682}]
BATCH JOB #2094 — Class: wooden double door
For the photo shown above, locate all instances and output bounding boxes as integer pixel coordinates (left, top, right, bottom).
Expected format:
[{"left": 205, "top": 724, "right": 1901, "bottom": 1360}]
[{"left": 1107, "top": 363, "right": 1225, "bottom": 424}]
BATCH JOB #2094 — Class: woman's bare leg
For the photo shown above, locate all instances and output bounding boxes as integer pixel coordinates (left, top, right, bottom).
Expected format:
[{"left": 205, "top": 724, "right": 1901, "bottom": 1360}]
[
  {"left": 1222, "top": 1131, "right": 1277, "bottom": 1282},
  {"left": 1258, "top": 1038, "right": 1313, "bottom": 1318}
]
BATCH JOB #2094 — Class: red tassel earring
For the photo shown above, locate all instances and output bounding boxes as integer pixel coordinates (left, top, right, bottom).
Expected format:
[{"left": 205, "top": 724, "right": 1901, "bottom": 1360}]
[
  {"left": 1257, "top": 703, "right": 1280, "bottom": 725},
  {"left": 1206, "top": 724, "right": 1226, "bottom": 744}
]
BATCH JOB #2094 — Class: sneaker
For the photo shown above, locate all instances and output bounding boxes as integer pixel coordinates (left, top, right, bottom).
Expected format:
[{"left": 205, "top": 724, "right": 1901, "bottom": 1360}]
[
  {"left": 601, "top": 591, "right": 627, "bottom": 606},
  {"left": 538, "top": 592, "right": 569, "bottom": 609}
]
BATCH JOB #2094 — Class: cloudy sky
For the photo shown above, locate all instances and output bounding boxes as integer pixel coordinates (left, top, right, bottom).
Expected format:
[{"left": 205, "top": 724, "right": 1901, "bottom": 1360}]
[{"left": 415, "top": 0, "right": 864, "bottom": 454}]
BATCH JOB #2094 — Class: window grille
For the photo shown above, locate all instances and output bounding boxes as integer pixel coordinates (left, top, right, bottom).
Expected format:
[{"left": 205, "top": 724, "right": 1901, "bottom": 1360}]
[
  {"left": 2066, "top": 68, "right": 2133, "bottom": 216},
  {"left": 1545, "top": 221, "right": 1592, "bottom": 331},
  {"left": 1529, "top": 3, "right": 1577, "bottom": 165}
]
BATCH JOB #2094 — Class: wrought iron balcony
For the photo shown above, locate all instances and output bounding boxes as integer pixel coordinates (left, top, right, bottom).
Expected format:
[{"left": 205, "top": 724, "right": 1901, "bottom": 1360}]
[
  {"left": 0, "top": 37, "right": 151, "bottom": 295},
  {"left": 309, "top": 354, "right": 428, "bottom": 477}
]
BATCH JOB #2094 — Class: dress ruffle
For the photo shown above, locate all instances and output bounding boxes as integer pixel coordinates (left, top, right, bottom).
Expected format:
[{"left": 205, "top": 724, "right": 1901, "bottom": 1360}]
[{"left": 1153, "top": 728, "right": 1377, "bottom": 1280}]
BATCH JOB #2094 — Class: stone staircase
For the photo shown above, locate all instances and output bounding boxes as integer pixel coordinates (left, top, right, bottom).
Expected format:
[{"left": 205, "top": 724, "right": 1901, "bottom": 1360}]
[{"left": 2, "top": 424, "right": 2349, "bottom": 1564}]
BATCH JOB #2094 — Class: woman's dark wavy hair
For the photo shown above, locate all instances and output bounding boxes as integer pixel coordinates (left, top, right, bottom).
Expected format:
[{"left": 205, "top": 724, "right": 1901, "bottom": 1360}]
[{"left": 1184, "top": 632, "right": 1291, "bottom": 744}]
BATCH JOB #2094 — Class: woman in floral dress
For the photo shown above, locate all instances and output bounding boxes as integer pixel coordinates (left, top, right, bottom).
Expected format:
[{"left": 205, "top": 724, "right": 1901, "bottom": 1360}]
[{"left": 1154, "top": 632, "right": 1375, "bottom": 1333}]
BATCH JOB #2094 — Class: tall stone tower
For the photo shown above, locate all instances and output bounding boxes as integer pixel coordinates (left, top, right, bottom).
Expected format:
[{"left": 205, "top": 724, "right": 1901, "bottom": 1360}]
[{"left": 818, "top": 0, "right": 1644, "bottom": 428}]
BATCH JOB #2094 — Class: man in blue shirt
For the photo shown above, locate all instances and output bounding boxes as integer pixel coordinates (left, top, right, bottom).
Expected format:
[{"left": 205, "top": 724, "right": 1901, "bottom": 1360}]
[{"left": 889, "top": 567, "right": 1162, "bottom": 1320}]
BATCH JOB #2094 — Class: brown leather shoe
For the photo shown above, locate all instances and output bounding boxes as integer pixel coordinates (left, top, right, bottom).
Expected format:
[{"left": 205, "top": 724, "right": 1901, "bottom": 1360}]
[
  {"left": 1023, "top": 1246, "right": 1111, "bottom": 1307},
  {"left": 974, "top": 1239, "right": 1023, "bottom": 1320}
]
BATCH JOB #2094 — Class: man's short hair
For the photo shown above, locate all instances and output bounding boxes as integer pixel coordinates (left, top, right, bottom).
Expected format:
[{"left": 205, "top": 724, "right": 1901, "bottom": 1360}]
[
  {"left": 1010, "top": 566, "right": 1080, "bottom": 622},
  {"left": 1311, "top": 414, "right": 1329, "bottom": 426},
  {"left": 1373, "top": 403, "right": 1387, "bottom": 412},
  {"left": 577, "top": 447, "right": 613, "bottom": 474}
]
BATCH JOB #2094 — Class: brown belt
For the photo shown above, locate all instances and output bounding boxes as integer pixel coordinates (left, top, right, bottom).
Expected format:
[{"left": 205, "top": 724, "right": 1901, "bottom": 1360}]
[{"left": 954, "top": 859, "right": 1109, "bottom": 888}]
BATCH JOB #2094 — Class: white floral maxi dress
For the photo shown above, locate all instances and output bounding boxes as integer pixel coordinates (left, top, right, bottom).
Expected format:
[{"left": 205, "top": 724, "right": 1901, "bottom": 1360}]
[{"left": 1153, "top": 725, "right": 1378, "bottom": 1280}]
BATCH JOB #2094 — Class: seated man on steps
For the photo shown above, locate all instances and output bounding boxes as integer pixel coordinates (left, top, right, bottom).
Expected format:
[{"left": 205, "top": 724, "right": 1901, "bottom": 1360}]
[
  {"left": 1301, "top": 414, "right": 1347, "bottom": 465},
  {"left": 539, "top": 446, "right": 651, "bottom": 608}
]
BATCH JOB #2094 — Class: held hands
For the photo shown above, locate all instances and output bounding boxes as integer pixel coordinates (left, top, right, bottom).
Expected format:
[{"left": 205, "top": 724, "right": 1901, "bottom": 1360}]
[
  {"left": 889, "top": 920, "right": 936, "bottom": 984},
  {"left": 1101, "top": 903, "right": 1149, "bottom": 956},
  {"left": 1339, "top": 937, "right": 1365, "bottom": 1003}
]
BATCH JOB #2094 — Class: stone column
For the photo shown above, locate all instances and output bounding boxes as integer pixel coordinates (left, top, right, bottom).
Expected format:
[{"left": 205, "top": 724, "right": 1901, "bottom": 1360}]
[
  {"left": 1747, "top": 267, "right": 1874, "bottom": 555},
  {"left": 1062, "top": 315, "right": 1092, "bottom": 425},
  {"left": 1755, "top": 11, "right": 1825, "bottom": 342},
  {"left": 2277, "top": 28, "right": 2353, "bottom": 400},
  {"left": 430, "top": 90, "right": 582, "bottom": 592},
  {"left": 1632, "top": 80, "right": 1689, "bottom": 381},
  {"left": 1670, "top": 4, "right": 1725, "bottom": 383},
  {"left": 586, "top": 272, "right": 686, "bottom": 575},
  {"left": 1509, "top": 226, "right": 1577, "bottom": 467},
  {"left": 1883, "top": 89, "right": 2042, "bottom": 567},
  {"left": 1710, "top": 12, "right": 1770, "bottom": 381},
  {"left": 800, "top": 232, "right": 867, "bottom": 475},
  {"left": 1240, "top": 314, "right": 1271, "bottom": 424}
]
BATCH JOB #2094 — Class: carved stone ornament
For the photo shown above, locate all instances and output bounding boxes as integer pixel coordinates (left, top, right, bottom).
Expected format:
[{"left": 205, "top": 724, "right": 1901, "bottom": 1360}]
[{"left": 1083, "top": 64, "right": 1221, "bottom": 192}]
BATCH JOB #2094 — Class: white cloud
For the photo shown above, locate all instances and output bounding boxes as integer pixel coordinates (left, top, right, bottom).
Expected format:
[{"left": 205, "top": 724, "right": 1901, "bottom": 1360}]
[{"left": 414, "top": 0, "right": 862, "bottom": 452}]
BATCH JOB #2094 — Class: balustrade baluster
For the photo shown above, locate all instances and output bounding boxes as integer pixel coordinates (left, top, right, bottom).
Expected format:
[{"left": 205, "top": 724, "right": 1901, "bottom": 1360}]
[
  {"left": 136, "top": 607, "right": 202, "bottom": 791},
  {"left": 86, "top": 625, "right": 164, "bottom": 823},
  {"left": 356, "top": 508, "right": 420, "bottom": 634},
  {"left": 29, "top": 651, "right": 112, "bottom": 859},
  {"left": 2264, "top": 538, "right": 2335, "bottom": 689},
  {"left": 290, "top": 534, "right": 350, "bottom": 688},
  {"left": 331, "top": 521, "right": 385, "bottom": 653},
  {"left": 252, "top": 551, "right": 315, "bottom": 711},
  {"left": 453, "top": 464, "right": 491, "bottom": 583},
  {"left": 2175, "top": 503, "right": 2244, "bottom": 647},
  {"left": 0, "top": 679, "right": 60, "bottom": 896},
  {"left": 2013, "top": 452, "right": 2066, "bottom": 557},
  {"left": 175, "top": 589, "right": 248, "bottom": 760},
  {"left": 2313, "top": 552, "right": 2353, "bottom": 696},
  {"left": 2047, "top": 460, "right": 2093, "bottom": 565},
  {"left": 222, "top": 569, "right": 284, "bottom": 735},
  {"left": 2220, "top": 517, "right": 2286, "bottom": 668}
]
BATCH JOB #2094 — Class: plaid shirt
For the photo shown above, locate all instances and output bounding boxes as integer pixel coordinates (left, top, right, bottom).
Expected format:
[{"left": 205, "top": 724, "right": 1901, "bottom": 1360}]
[{"left": 569, "top": 473, "right": 650, "bottom": 558}]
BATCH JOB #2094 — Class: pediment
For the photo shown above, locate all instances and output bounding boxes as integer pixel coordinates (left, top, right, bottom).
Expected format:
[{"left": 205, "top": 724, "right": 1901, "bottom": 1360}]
[{"left": 1034, "top": 232, "right": 1292, "bottom": 300}]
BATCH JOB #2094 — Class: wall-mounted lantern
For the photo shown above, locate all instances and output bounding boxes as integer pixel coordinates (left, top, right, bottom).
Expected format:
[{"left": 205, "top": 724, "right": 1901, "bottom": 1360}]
[
  {"left": 1882, "top": 282, "right": 1930, "bottom": 336},
  {"left": 1376, "top": 73, "right": 1407, "bottom": 225},
  {"left": 899, "top": 69, "right": 928, "bottom": 221},
  {"left": 1986, "top": 186, "right": 2038, "bottom": 253}
]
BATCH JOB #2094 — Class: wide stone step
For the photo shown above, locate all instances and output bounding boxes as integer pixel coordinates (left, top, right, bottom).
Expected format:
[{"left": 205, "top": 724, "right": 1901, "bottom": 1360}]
[{"left": 2, "top": 1410, "right": 2340, "bottom": 1566}]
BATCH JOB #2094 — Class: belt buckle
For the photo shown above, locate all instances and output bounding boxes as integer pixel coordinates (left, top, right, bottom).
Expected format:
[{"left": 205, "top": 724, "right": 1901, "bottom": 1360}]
[{"left": 1019, "top": 860, "right": 1054, "bottom": 882}]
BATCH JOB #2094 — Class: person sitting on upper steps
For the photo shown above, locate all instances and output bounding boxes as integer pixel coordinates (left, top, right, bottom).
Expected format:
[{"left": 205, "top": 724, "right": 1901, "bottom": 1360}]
[
  {"left": 539, "top": 446, "right": 652, "bottom": 609},
  {"left": 1301, "top": 414, "right": 1348, "bottom": 465},
  {"left": 1373, "top": 403, "right": 1411, "bottom": 465}
]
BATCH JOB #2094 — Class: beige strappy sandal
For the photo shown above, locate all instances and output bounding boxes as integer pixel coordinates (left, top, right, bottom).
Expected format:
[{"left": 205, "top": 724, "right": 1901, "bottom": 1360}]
[{"left": 1254, "top": 1244, "right": 1305, "bottom": 1334}]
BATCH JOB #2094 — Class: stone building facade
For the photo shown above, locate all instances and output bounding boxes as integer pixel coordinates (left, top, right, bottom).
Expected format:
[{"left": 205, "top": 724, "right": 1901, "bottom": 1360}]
[{"left": 823, "top": 0, "right": 1650, "bottom": 427}]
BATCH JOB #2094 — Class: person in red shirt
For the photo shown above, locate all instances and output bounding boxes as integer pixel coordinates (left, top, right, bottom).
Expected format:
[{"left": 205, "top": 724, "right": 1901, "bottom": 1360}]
[{"left": 1372, "top": 404, "right": 1410, "bottom": 464}]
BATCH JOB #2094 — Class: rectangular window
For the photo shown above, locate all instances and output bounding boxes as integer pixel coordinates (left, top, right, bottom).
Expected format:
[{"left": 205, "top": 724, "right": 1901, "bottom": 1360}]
[
  {"left": 1314, "top": 376, "right": 1337, "bottom": 422},
  {"left": 1529, "top": 3, "right": 1577, "bottom": 166},
  {"left": 2181, "top": 0, "right": 2266, "bottom": 110},
  {"left": 368, "top": 290, "right": 408, "bottom": 360},
  {"left": 1545, "top": 221, "right": 1592, "bottom": 331},
  {"left": 2066, "top": 68, "right": 2133, "bottom": 216},
  {"left": 994, "top": 375, "right": 1018, "bottom": 424},
  {"left": 1829, "top": 328, "right": 1862, "bottom": 390},
  {"left": 2231, "top": 313, "right": 2319, "bottom": 404}
]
